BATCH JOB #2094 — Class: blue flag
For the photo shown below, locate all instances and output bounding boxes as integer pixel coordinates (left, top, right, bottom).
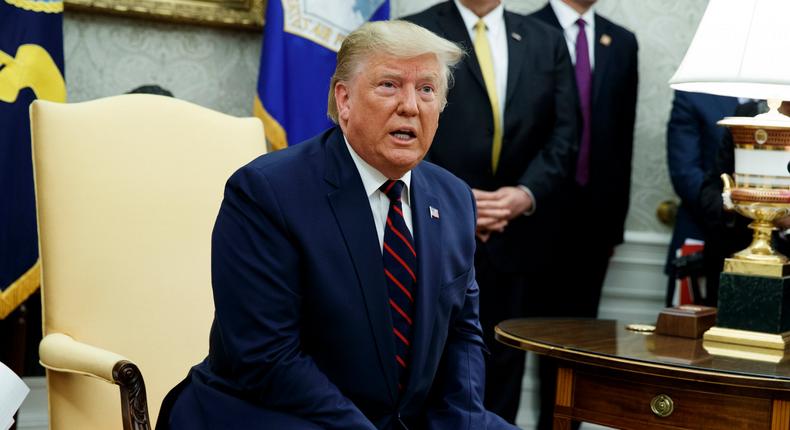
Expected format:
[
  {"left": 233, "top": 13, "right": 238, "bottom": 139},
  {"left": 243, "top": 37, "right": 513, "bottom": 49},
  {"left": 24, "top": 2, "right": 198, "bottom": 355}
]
[
  {"left": 254, "top": 0, "right": 389, "bottom": 150},
  {"left": 0, "top": 0, "right": 65, "bottom": 318}
]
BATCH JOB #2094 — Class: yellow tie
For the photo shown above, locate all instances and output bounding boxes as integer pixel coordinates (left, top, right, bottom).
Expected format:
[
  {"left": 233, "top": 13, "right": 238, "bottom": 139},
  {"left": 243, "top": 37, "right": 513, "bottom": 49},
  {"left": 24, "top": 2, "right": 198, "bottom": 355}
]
[{"left": 473, "top": 19, "right": 503, "bottom": 173}]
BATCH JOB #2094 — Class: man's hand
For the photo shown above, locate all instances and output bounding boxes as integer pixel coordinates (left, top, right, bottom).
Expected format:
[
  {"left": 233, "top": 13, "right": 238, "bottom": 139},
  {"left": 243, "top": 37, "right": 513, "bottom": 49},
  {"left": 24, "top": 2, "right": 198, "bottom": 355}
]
[
  {"left": 472, "top": 187, "right": 533, "bottom": 242},
  {"left": 776, "top": 215, "right": 790, "bottom": 230}
]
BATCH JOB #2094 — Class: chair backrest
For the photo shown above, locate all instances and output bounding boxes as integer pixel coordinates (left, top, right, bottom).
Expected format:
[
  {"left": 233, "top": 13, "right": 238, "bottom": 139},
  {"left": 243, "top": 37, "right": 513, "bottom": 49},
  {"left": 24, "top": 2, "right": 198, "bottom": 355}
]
[{"left": 30, "top": 94, "right": 266, "bottom": 429}]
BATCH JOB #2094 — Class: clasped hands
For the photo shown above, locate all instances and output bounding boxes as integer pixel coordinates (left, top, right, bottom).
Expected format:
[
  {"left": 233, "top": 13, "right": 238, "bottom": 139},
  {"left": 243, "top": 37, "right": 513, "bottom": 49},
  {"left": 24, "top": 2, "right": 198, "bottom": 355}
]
[
  {"left": 776, "top": 216, "right": 790, "bottom": 231},
  {"left": 473, "top": 186, "right": 533, "bottom": 243}
]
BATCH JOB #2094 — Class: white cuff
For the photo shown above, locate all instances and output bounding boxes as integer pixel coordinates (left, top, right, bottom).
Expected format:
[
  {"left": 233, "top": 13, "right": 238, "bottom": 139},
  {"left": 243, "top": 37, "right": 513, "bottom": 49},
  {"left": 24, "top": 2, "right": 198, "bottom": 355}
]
[{"left": 517, "top": 185, "right": 536, "bottom": 216}]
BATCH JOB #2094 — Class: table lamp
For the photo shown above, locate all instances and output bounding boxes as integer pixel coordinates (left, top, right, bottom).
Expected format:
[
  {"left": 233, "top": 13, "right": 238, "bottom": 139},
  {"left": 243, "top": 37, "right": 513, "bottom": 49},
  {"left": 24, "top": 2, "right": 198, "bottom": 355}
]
[{"left": 669, "top": 0, "right": 790, "bottom": 356}]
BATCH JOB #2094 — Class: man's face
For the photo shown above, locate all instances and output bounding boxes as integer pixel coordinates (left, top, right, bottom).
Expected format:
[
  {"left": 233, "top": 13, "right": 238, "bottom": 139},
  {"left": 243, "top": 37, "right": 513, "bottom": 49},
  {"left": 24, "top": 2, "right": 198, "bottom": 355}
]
[
  {"left": 335, "top": 53, "right": 443, "bottom": 179},
  {"left": 566, "top": 0, "right": 597, "bottom": 9}
]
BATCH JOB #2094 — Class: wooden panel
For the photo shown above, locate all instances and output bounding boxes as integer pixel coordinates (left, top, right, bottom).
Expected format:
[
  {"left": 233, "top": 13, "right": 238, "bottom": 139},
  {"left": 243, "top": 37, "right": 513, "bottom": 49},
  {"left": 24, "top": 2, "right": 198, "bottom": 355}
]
[
  {"left": 772, "top": 399, "right": 790, "bottom": 429},
  {"left": 571, "top": 370, "right": 772, "bottom": 429}
]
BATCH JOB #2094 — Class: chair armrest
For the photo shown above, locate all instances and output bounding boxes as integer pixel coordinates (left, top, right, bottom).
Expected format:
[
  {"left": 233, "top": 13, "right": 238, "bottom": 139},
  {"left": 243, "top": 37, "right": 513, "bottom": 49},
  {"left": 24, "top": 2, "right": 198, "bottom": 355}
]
[
  {"left": 39, "top": 333, "right": 128, "bottom": 383},
  {"left": 39, "top": 333, "right": 152, "bottom": 430}
]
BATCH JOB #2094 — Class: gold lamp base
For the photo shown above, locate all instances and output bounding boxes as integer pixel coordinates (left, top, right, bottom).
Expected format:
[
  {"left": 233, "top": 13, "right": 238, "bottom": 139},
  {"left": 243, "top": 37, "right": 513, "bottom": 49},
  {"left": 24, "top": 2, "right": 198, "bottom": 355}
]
[
  {"left": 704, "top": 326, "right": 790, "bottom": 350},
  {"left": 723, "top": 257, "right": 790, "bottom": 277},
  {"left": 703, "top": 340, "right": 789, "bottom": 363},
  {"left": 703, "top": 327, "right": 790, "bottom": 363}
]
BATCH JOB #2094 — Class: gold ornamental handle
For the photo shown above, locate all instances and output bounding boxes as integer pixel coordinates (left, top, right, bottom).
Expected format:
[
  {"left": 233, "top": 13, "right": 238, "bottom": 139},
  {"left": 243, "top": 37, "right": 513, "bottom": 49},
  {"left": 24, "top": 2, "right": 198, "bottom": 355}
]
[
  {"left": 721, "top": 173, "right": 735, "bottom": 211},
  {"left": 650, "top": 394, "right": 674, "bottom": 418}
]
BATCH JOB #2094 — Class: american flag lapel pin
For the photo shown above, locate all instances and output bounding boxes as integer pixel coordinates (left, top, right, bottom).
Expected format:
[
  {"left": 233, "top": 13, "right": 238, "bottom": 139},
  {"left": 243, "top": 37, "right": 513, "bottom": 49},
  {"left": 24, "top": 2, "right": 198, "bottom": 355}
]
[{"left": 429, "top": 206, "right": 440, "bottom": 219}]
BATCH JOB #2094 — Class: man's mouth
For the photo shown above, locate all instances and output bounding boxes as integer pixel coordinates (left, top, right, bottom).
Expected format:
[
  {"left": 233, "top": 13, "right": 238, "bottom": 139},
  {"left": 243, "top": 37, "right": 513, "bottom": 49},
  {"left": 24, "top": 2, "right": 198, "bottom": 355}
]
[{"left": 390, "top": 129, "right": 416, "bottom": 141}]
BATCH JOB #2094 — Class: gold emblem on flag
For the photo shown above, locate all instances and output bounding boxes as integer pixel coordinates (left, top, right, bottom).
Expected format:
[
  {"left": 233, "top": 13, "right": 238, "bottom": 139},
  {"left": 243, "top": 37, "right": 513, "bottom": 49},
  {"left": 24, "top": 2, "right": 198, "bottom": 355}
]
[
  {"left": 0, "top": 44, "right": 66, "bottom": 103},
  {"left": 4, "top": 0, "right": 63, "bottom": 13}
]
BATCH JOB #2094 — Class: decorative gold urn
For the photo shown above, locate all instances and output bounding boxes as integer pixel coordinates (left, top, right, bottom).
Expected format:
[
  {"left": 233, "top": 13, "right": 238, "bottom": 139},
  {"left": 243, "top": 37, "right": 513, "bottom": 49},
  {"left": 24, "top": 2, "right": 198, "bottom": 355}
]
[
  {"left": 720, "top": 107, "right": 790, "bottom": 277},
  {"left": 702, "top": 103, "right": 790, "bottom": 357}
]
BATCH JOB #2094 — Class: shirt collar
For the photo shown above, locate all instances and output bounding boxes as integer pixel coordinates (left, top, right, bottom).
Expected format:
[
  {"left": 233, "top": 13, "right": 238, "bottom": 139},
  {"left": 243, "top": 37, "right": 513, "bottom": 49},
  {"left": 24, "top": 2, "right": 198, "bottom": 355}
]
[
  {"left": 344, "top": 136, "right": 411, "bottom": 204},
  {"left": 454, "top": 0, "right": 505, "bottom": 34},
  {"left": 549, "top": 0, "right": 595, "bottom": 30}
]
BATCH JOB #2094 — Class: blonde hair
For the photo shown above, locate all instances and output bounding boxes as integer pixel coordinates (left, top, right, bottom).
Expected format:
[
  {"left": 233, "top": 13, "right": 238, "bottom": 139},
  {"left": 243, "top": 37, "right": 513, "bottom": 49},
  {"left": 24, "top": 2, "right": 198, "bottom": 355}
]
[{"left": 327, "top": 20, "right": 464, "bottom": 123}]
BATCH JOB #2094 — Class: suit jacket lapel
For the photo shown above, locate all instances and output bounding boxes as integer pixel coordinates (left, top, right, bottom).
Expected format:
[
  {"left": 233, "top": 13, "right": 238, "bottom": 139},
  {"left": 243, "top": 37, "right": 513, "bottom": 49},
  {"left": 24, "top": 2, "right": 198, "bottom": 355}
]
[
  {"left": 592, "top": 14, "right": 612, "bottom": 107},
  {"left": 324, "top": 129, "right": 398, "bottom": 403},
  {"left": 504, "top": 11, "right": 526, "bottom": 108},
  {"left": 401, "top": 165, "right": 442, "bottom": 404},
  {"left": 439, "top": 2, "right": 486, "bottom": 92}
]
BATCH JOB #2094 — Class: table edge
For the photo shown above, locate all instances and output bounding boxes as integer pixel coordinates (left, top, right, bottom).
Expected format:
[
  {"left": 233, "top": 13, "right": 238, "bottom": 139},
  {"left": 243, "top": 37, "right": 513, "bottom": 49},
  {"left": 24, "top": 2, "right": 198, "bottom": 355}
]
[{"left": 494, "top": 325, "right": 790, "bottom": 391}]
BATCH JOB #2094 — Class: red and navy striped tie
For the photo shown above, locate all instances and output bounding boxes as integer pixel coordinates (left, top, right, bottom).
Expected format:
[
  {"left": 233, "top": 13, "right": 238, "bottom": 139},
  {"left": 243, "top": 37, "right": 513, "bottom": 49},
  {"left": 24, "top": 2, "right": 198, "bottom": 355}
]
[{"left": 380, "top": 179, "right": 416, "bottom": 389}]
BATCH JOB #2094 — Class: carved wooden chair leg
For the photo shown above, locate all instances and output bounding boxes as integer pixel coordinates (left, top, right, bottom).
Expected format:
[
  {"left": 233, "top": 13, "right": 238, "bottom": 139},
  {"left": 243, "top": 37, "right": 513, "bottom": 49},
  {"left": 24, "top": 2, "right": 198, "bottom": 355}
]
[{"left": 114, "top": 360, "right": 151, "bottom": 430}]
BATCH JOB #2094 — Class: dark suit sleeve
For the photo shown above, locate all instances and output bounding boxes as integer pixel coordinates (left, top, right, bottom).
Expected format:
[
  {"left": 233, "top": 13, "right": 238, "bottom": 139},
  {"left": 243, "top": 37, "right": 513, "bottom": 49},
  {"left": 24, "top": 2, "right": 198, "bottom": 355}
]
[
  {"left": 423, "top": 187, "right": 516, "bottom": 430},
  {"left": 517, "top": 28, "right": 579, "bottom": 203},
  {"left": 209, "top": 166, "right": 376, "bottom": 430},
  {"left": 698, "top": 123, "right": 753, "bottom": 281},
  {"left": 667, "top": 91, "right": 708, "bottom": 218},
  {"left": 699, "top": 105, "right": 751, "bottom": 235},
  {"left": 699, "top": 129, "right": 734, "bottom": 228}
]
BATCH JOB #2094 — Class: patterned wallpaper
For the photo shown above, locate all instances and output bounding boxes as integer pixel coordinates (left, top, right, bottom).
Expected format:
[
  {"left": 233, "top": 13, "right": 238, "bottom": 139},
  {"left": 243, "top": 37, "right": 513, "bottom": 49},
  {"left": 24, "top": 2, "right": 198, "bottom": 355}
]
[
  {"left": 64, "top": 0, "right": 709, "bottom": 234},
  {"left": 64, "top": 12, "right": 261, "bottom": 117}
]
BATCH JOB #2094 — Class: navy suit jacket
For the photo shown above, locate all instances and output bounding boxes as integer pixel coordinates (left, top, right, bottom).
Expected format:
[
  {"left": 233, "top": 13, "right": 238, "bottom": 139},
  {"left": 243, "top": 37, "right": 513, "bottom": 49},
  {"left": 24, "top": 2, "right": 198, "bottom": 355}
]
[
  {"left": 404, "top": 2, "right": 579, "bottom": 271},
  {"left": 666, "top": 91, "right": 739, "bottom": 268},
  {"left": 531, "top": 3, "right": 638, "bottom": 247},
  {"left": 160, "top": 128, "right": 514, "bottom": 430}
]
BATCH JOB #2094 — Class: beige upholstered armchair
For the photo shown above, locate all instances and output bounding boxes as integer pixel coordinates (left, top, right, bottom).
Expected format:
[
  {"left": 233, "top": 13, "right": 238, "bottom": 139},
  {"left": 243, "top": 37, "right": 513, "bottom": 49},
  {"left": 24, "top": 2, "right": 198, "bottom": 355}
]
[{"left": 29, "top": 94, "right": 266, "bottom": 430}]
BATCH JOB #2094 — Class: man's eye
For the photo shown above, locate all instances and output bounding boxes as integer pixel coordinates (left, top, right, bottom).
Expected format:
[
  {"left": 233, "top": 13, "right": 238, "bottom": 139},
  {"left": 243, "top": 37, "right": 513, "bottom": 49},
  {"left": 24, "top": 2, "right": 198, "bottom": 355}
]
[
  {"left": 380, "top": 81, "right": 395, "bottom": 88},
  {"left": 420, "top": 86, "right": 435, "bottom": 94}
]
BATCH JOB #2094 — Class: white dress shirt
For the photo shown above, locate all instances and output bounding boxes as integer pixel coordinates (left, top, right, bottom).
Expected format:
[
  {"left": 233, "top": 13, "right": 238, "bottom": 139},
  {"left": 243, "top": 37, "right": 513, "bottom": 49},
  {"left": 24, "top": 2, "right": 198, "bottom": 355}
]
[
  {"left": 454, "top": 0, "right": 508, "bottom": 126},
  {"left": 549, "top": 0, "right": 596, "bottom": 69},
  {"left": 345, "top": 138, "right": 413, "bottom": 252}
]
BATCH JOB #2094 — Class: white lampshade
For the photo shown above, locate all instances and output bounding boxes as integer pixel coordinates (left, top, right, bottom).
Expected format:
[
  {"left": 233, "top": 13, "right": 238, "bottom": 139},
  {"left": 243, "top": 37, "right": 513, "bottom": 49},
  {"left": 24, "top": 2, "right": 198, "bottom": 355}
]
[{"left": 669, "top": 0, "right": 790, "bottom": 101}]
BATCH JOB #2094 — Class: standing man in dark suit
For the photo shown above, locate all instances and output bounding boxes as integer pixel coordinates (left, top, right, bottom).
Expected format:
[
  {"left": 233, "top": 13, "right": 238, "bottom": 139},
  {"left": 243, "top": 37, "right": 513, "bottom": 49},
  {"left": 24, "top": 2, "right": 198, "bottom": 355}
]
[
  {"left": 530, "top": 1, "right": 637, "bottom": 427},
  {"left": 531, "top": 0, "right": 638, "bottom": 319},
  {"left": 665, "top": 90, "right": 739, "bottom": 306},
  {"left": 157, "top": 20, "right": 517, "bottom": 430},
  {"left": 405, "top": 1, "right": 579, "bottom": 423}
]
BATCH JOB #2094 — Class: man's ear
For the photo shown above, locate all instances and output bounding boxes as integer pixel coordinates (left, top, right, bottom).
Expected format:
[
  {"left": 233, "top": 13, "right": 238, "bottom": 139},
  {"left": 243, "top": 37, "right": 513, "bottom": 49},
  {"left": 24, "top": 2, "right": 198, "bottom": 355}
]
[{"left": 335, "top": 81, "right": 351, "bottom": 122}]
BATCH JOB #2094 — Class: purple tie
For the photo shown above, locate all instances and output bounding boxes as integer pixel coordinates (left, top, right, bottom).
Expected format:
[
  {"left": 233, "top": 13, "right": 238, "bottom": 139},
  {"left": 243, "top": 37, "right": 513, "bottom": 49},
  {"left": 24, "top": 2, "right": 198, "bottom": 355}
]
[{"left": 575, "top": 18, "right": 592, "bottom": 186}]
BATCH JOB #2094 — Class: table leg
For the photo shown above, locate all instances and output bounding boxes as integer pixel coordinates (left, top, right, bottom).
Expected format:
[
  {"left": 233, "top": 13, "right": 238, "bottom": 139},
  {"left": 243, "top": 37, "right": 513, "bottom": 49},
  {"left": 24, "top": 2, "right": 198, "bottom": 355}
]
[
  {"left": 553, "top": 367, "right": 574, "bottom": 430},
  {"left": 772, "top": 399, "right": 790, "bottom": 429},
  {"left": 553, "top": 416, "right": 572, "bottom": 430}
]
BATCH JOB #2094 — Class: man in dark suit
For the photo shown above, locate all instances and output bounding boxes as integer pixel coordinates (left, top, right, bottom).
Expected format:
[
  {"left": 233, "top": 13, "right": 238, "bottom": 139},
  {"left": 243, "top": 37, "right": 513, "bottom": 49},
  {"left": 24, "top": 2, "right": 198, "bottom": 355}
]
[
  {"left": 405, "top": 0, "right": 579, "bottom": 423},
  {"left": 157, "top": 20, "right": 516, "bottom": 430},
  {"left": 666, "top": 90, "right": 739, "bottom": 306},
  {"left": 530, "top": 1, "right": 637, "bottom": 427}
]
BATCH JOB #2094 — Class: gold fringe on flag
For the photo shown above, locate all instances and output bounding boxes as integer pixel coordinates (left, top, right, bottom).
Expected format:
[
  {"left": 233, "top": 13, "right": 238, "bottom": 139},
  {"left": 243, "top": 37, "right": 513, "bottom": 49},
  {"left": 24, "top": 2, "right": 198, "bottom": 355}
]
[{"left": 0, "top": 260, "right": 41, "bottom": 319}]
